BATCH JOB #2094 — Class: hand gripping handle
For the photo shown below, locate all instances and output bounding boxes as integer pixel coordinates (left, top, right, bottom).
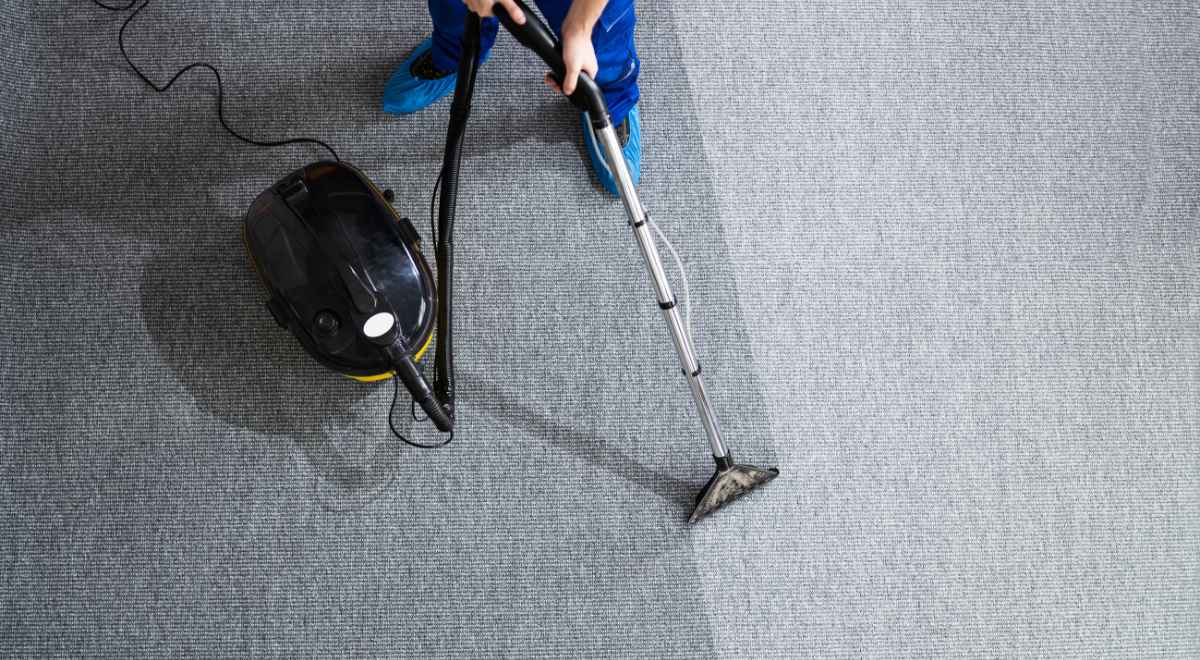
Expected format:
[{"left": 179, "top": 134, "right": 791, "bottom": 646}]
[{"left": 490, "top": 0, "right": 611, "bottom": 122}]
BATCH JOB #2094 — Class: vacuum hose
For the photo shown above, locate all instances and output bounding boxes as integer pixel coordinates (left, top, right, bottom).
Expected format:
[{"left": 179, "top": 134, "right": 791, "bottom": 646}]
[
  {"left": 414, "top": 4, "right": 605, "bottom": 435},
  {"left": 431, "top": 12, "right": 483, "bottom": 422}
]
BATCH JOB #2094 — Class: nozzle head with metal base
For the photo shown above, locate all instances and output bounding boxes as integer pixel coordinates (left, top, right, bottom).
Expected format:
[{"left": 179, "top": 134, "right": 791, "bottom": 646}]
[{"left": 689, "top": 455, "right": 779, "bottom": 524}]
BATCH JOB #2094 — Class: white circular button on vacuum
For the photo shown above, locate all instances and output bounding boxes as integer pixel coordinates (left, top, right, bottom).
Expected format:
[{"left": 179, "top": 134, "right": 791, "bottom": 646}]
[{"left": 362, "top": 312, "right": 396, "bottom": 338}]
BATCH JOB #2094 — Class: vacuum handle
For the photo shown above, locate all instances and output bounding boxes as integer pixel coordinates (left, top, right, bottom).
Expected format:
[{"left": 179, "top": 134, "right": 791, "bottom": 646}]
[{"left": 490, "top": 1, "right": 610, "bottom": 120}]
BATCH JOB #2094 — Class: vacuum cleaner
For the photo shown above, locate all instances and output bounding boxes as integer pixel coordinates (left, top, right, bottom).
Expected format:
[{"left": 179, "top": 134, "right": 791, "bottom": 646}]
[{"left": 242, "top": 3, "right": 779, "bottom": 522}]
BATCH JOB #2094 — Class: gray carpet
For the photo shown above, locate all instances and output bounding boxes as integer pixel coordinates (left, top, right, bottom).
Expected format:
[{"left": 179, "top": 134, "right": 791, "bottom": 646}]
[{"left": 2, "top": 1, "right": 1197, "bottom": 657}]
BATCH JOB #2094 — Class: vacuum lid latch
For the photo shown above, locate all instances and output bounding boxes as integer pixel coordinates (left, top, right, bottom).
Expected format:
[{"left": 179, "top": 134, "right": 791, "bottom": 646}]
[{"left": 276, "top": 174, "right": 310, "bottom": 210}]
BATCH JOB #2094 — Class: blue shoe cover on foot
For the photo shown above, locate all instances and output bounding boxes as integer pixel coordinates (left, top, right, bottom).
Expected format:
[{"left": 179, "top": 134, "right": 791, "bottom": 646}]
[{"left": 382, "top": 37, "right": 457, "bottom": 115}]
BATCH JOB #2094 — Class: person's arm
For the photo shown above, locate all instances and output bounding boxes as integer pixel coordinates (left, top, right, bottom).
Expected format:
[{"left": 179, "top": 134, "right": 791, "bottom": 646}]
[
  {"left": 546, "top": 0, "right": 608, "bottom": 96},
  {"left": 465, "top": 0, "right": 606, "bottom": 98}
]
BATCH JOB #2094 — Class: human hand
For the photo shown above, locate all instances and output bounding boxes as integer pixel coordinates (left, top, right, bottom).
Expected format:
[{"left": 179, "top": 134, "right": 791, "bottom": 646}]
[
  {"left": 462, "top": 0, "right": 525, "bottom": 24},
  {"left": 543, "top": 23, "right": 597, "bottom": 97}
]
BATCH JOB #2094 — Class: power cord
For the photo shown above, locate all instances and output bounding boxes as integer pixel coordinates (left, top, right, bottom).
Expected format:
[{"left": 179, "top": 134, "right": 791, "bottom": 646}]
[
  {"left": 91, "top": 0, "right": 138, "bottom": 9},
  {"left": 88, "top": 0, "right": 340, "bottom": 162},
  {"left": 396, "top": 170, "right": 457, "bottom": 444},
  {"left": 389, "top": 375, "right": 453, "bottom": 449},
  {"left": 90, "top": 0, "right": 460, "bottom": 449},
  {"left": 407, "top": 168, "right": 442, "bottom": 426}
]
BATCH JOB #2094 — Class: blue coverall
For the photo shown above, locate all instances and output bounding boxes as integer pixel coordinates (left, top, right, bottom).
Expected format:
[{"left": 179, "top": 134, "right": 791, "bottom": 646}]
[{"left": 427, "top": 0, "right": 641, "bottom": 125}]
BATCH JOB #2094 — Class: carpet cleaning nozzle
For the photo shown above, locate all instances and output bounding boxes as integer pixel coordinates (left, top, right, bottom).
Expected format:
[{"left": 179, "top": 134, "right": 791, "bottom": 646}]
[{"left": 690, "top": 455, "right": 780, "bottom": 524}]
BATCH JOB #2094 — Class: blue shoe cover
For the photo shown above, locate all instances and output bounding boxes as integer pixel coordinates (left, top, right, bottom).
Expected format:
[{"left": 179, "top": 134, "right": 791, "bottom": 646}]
[
  {"left": 582, "top": 104, "right": 641, "bottom": 197},
  {"left": 382, "top": 37, "right": 457, "bottom": 115}
]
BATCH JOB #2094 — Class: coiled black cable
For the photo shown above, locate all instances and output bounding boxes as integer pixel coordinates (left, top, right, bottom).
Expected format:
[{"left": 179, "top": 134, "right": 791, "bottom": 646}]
[
  {"left": 390, "top": 375, "right": 453, "bottom": 449},
  {"left": 91, "top": 0, "right": 138, "bottom": 9},
  {"left": 87, "top": 0, "right": 469, "bottom": 449},
  {"left": 89, "top": 0, "right": 340, "bottom": 161}
]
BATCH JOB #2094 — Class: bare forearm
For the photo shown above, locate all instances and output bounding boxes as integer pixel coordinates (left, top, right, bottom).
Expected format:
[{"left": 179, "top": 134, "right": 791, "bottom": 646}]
[{"left": 564, "top": 0, "right": 608, "bottom": 37}]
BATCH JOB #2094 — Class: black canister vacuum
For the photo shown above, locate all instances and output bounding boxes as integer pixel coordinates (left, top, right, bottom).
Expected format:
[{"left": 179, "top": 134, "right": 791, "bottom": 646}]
[{"left": 99, "top": 0, "right": 776, "bottom": 522}]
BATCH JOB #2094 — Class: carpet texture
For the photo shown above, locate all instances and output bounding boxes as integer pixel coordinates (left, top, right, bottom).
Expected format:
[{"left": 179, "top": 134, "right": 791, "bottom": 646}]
[{"left": 2, "top": 1, "right": 1197, "bottom": 657}]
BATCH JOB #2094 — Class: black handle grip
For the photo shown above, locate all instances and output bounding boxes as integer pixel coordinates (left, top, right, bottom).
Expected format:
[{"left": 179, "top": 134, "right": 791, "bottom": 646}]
[{"left": 490, "top": 1, "right": 610, "bottom": 121}]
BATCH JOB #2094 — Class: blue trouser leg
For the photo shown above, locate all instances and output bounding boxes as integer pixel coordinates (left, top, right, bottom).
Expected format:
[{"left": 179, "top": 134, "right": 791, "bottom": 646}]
[
  {"left": 429, "top": 0, "right": 500, "bottom": 73},
  {"left": 428, "top": 0, "right": 640, "bottom": 126}
]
